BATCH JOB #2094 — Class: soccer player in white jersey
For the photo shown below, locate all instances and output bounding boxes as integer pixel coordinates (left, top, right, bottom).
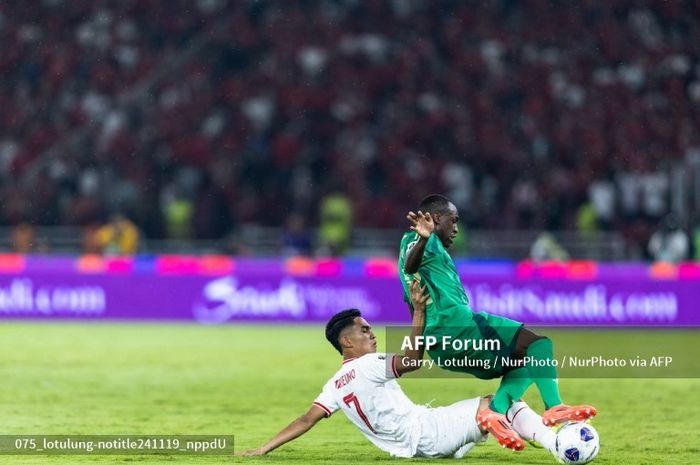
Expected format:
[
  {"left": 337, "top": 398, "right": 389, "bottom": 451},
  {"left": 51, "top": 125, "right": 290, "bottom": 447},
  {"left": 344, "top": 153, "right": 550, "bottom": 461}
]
[{"left": 238, "top": 280, "right": 558, "bottom": 458}]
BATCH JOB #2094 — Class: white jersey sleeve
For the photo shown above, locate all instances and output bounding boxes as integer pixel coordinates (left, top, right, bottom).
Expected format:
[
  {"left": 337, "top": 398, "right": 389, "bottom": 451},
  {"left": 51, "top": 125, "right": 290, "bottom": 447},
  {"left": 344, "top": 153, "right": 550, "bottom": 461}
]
[
  {"left": 312, "top": 379, "right": 340, "bottom": 417},
  {"left": 356, "top": 353, "right": 402, "bottom": 383}
]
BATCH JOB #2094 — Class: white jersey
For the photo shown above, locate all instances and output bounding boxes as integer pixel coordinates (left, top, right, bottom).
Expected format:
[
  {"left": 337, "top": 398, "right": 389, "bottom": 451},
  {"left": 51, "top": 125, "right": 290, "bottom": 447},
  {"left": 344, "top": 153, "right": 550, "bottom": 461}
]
[{"left": 313, "top": 353, "right": 426, "bottom": 458}]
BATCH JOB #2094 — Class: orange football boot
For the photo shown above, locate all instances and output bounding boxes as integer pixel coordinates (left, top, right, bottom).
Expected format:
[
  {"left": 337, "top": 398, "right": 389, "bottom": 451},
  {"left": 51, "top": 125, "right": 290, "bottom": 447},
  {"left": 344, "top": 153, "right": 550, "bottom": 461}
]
[
  {"left": 542, "top": 404, "right": 597, "bottom": 426},
  {"left": 476, "top": 408, "right": 525, "bottom": 451}
]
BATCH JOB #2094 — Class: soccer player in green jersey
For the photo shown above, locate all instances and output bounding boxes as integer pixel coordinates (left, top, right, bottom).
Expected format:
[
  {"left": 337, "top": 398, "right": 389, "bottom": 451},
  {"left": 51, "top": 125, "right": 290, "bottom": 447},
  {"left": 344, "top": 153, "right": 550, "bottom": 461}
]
[{"left": 398, "top": 194, "right": 596, "bottom": 450}]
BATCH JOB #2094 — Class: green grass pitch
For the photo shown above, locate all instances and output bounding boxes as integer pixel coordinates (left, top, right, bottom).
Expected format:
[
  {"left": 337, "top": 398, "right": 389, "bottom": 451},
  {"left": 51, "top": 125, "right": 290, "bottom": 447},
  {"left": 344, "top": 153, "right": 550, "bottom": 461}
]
[{"left": 0, "top": 323, "right": 698, "bottom": 464}]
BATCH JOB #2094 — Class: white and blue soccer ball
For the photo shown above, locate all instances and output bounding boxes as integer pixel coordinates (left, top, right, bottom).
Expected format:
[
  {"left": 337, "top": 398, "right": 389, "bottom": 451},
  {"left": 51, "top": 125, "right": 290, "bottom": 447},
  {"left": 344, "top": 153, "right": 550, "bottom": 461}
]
[{"left": 554, "top": 422, "right": 600, "bottom": 464}]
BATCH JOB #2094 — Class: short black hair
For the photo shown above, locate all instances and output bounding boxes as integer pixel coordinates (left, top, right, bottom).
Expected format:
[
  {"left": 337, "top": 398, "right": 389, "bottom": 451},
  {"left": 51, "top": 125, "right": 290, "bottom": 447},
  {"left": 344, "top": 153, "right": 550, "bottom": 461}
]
[
  {"left": 417, "top": 194, "right": 451, "bottom": 215},
  {"left": 325, "top": 309, "right": 361, "bottom": 354}
]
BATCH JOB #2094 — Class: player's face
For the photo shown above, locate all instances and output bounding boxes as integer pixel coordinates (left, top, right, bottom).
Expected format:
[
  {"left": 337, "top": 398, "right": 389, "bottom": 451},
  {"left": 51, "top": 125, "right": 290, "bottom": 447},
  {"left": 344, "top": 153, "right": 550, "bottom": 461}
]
[
  {"left": 345, "top": 317, "right": 377, "bottom": 355},
  {"left": 435, "top": 203, "right": 459, "bottom": 249}
]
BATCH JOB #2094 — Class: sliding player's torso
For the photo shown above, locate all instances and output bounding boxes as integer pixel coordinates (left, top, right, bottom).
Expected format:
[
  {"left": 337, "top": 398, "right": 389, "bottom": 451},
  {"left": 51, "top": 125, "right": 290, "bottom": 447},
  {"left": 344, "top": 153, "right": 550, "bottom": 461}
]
[{"left": 313, "top": 353, "right": 423, "bottom": 457}]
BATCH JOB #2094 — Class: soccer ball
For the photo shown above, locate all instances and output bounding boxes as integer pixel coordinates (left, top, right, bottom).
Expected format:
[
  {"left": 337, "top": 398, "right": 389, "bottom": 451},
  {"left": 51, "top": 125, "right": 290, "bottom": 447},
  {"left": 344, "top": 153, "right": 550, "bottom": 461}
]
[{"left": 554, "top": 422, "right": 600, "bottom": 464}]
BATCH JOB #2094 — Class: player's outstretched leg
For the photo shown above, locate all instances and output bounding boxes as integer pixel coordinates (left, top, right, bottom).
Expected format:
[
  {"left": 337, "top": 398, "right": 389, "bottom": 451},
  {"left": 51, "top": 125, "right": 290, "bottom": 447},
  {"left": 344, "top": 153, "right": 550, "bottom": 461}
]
[
  {"left": 490, "top": 366, "right": 533, "bottom": 414},
  {"left": 477, "top": 393, "right": 526, "bottom": 451},
  {"left": 525, "top": 336, "right": 562, "bottom": 408},
  {"left": 506, "top": 401, "right": 556, "bottom": 454},
  {"left": 524, "top": 335, "right": 597, "bottom": 426}
]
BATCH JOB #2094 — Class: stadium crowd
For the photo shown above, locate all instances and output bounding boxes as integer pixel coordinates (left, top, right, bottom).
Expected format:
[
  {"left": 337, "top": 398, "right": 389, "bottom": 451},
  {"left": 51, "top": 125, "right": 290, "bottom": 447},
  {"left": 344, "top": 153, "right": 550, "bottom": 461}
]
[{"left": 1, "top": 0, "right": 699, "bottom": 258}]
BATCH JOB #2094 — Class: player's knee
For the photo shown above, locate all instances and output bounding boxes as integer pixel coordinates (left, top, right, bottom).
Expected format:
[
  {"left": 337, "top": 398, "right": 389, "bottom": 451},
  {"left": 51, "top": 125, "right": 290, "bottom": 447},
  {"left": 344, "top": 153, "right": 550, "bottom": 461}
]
[{"left": 515, "top": 329, "right": 549, "bottom": 358}]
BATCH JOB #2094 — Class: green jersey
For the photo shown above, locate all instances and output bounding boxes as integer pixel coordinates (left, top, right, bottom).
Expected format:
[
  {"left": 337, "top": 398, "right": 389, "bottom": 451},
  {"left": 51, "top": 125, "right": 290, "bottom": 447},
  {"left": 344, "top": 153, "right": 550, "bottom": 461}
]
[
  {"left": 398, "top": 231, "right": 473, "bottom": 330},
  {"left": 398, "top": 230, "right": 523, "bottom": 379}
]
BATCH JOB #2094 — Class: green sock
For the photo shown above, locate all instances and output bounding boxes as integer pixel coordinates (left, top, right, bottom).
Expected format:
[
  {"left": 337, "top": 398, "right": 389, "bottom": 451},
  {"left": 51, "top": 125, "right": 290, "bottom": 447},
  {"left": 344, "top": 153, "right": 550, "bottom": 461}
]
[
  {"left": 527, "top": 337, "right": 563, "bottom": 409},
  {"left": 490, "top": 367, "right": 532, "bottom": 414}
]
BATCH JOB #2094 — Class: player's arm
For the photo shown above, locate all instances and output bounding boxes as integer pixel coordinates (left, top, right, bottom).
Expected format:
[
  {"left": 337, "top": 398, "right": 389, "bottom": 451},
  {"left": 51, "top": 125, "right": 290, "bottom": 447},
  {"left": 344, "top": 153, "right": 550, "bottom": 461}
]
[
  {"left": 236, "top": 404, "right": 327, "bottom": 456},
  {"left": 403, "top": 211, "right": 433, "bottom": 274},
  {"left": 394, "top": 279, "right": 428, "bottom": 377}
]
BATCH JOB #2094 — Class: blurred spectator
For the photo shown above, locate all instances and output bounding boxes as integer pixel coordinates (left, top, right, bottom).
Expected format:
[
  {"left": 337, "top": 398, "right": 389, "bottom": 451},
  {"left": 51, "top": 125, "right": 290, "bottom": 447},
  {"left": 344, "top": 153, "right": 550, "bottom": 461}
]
[
  {"left": 163, "top": 190, "right": 194, "bottom": 240},
  {"left": 281, "top": 213, "right": 312, "bottom": 257},
  {"left": 530, "top": 232, "right": 570, "bottom": 262},
  {"left": 10, "top": 223, "right": 36, "bottom": 253},
  {"left": 647, "top": 214, "right": 689, "bottom": 263},
  {"left": 92, "top": 214, "right": 140, "bottom": 256},
  {"left": 317, "top": 192, "right": 352, "bottom": 257},
  {"left": 193, "top": 173, "right": 233, "bottom": 240},
  {"left": 576, "top": 203, "right": 598, "bottom": 236},
  {"left": 82, "top": 224, "right": 102, "bottom": 255},
  {"left": 641, "top": 171, "right": 669, "bottom": 222},
  {"left": 588, "top": 175, "right": 616, "bottom": 230}
]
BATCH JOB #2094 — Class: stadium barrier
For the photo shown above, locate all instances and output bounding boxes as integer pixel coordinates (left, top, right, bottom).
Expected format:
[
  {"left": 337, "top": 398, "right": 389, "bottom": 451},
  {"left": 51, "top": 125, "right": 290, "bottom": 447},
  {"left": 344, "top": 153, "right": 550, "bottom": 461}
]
[{"left": 0, "top": 255, "right": 697, "bottom": 326}]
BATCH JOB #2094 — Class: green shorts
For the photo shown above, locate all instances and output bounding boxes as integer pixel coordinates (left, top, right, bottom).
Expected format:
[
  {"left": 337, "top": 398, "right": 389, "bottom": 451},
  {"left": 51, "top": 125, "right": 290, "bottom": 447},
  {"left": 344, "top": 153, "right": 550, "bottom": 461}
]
[{"left": 425, "top": 311, "right": 524, "bottom": 380}]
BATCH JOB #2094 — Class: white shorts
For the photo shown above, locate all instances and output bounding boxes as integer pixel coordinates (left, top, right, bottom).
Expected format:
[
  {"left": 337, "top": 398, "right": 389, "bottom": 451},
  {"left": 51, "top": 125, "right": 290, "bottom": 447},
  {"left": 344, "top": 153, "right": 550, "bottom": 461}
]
[{"left": 414, "top": 398, "right": 488, "bottom": 458}]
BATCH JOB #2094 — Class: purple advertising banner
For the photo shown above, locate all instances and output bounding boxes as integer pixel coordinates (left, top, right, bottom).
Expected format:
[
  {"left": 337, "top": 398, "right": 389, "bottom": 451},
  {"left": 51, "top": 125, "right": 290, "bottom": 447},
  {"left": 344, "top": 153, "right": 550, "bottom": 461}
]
[{"left": 0, "top": 257, "right": 697, "bottom": 325}]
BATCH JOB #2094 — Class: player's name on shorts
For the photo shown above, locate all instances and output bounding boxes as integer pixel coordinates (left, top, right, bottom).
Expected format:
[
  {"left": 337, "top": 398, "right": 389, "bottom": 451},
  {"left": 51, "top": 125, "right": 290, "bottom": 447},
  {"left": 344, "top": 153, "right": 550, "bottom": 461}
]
[{"left": 400, "top": 336, "right": 501, "bottom": 352}]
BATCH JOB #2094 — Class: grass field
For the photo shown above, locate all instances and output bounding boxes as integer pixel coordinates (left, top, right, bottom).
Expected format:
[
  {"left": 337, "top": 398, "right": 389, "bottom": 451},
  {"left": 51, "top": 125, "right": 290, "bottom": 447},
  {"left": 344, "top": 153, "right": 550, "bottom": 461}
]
[{"left": 0, "top": 323, "right": 698, "bottom": 465}]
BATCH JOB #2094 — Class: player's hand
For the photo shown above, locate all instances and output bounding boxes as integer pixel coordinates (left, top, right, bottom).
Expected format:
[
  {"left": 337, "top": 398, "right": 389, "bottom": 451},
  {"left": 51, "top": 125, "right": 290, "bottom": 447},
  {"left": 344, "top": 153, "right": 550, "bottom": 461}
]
[
  {"left": 407, "top": 210, "right": 434, "bottom": 239},
  {"left": 235, "top": 447, "right": 266, "bottom": 456},
  {"left": 409, "top": 279, "right": 429, "bottom": 312}
]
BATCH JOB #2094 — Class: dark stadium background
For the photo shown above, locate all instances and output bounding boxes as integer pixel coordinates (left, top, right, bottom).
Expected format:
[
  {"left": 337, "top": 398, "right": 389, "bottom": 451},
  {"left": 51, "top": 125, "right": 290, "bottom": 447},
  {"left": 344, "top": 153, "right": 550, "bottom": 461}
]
[{"left": 0, "top": 0, "right": 698, "bottom": 260}]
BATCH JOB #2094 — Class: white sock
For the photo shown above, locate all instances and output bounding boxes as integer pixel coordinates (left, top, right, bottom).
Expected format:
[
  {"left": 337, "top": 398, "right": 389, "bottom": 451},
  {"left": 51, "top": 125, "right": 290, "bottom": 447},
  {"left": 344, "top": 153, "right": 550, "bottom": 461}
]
[{"left": 506, "top": 401, "right": 556, "bottom": 453}]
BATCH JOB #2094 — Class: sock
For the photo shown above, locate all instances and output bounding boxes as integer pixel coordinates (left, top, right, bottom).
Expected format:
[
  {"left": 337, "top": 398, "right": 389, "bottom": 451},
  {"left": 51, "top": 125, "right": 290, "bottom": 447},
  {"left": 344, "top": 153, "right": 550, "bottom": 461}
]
[
  {"left": 489, "top": 367, "right": 532, "bottom": 414},
  {"left": 507, "top": 401, "right": 557, "bottom": 453},
  {"left": 526, "top": 337, "right": 563, "bottom": 409}
]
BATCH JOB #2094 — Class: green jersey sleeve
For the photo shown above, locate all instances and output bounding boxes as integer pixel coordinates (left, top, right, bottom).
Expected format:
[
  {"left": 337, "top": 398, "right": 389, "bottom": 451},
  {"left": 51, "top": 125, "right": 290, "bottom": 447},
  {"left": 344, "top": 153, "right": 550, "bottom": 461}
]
[{"left": 398, "top": 231, "right": 473, "bottom": 327}]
